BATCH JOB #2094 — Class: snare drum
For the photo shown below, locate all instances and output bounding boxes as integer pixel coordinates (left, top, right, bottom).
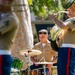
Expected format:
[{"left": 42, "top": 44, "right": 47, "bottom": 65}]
[
  {"left": 31, "top": 70, "right": 38, "bottom": 75},
  {"left": 20, "top": 69, "right": 32, "bottom": 75},
  {"left": 31, "top": 69, "right": 41, "bottom": 75},
  {"left": 20, "top": 69, "right": 38, "bottom": 75},
  {"left": 51, "top": 66, "right": 57, "bottom": 75}
]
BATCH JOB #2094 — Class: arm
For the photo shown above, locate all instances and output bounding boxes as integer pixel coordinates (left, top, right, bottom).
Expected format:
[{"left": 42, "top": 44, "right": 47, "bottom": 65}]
[
  {"left": 0, "top": 15, "right": 18, "bottom": 35},
  {"left": 30, "top": 56, "right": 39, "bottom": 66},
  {"left": 50, "top": 14, "right": 70, "bottom": 29},
  {"left": 30, "top": 56, "right": 37, "bottom": 63},
  {"left": 30, "top": 45, "right": 38, "bottom": 63},
  {"left": 0, "top": 19, "right": 13, "bottom": 34},
  {"left": 47, "top": 56, "right": 58, "bottom": 69},
  {"left": 50, "top": 56, "right": 58, "bottom": 63},
  {"left": 30, "top": 43, "right": 39, "bottom": 63}
]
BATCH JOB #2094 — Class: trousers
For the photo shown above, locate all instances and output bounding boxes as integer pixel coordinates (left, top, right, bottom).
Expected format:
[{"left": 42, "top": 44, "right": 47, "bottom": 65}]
[
  {"left": 0, "top": 55, "right": 12, "bottom": 75},
  {"left": 58, "top": 47, "right": 75, "bottom": 75}
]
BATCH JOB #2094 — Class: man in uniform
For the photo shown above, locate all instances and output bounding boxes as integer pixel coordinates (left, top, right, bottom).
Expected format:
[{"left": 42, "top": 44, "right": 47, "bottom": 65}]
[
  {"left": 30, "top": 29, "right": 57, "bottom": 75},
  {"left": 49, "top": 3, "right": 75, "bottom": 75},
  {"left": 0, "top": 0, "right": 19, "bottom": 75}
]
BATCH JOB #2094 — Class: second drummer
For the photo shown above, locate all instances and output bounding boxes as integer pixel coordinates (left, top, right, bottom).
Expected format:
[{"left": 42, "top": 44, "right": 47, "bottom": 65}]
[{"left": 30, "top": 29, "right": 58, "bottom": 75}]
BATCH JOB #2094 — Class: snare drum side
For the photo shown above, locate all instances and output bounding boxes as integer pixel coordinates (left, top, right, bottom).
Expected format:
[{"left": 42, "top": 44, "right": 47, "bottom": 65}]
[
  {"left": 51, "top": 66, "right": 57, "bottom": 75},
  {"left": 31, "top": 69, "right": 41, "bottom": 75}
]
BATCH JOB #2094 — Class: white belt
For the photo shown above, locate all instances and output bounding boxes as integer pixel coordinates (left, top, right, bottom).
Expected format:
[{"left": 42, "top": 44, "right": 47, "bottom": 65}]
[
  {"left": 0, "top": 50, "right": 11, "bottom": 55},
  {"left": 61, "top": 44, "right": 75, "bottom": 48}
]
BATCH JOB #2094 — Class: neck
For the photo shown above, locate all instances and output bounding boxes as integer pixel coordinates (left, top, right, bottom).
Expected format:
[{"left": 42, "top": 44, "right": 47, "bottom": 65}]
[{"left": 41, "top": 40, "right": 47, "bottom": 44}]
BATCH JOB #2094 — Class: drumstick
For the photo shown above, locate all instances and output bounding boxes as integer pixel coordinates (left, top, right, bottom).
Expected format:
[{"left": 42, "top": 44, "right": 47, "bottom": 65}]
[{"left": 39, "top": 57, "right": 45, "bottom": 62}]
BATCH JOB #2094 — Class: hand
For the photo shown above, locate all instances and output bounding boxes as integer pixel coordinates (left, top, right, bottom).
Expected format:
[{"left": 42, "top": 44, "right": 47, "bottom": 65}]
[
  {"left": 48, "top": 14, "right": 53, "bottom": 20},
  {"left": 48, "top": 13, "right": 58, "bottom": 20},
  {"left": 53, "top": 13, "right": 58, "bottom": 17},
  {"left": 24, "top": 53, "right": 28, "bottom": 57},
  {"left": 34, "top": 64, "right": 39, "bottom": 66}
]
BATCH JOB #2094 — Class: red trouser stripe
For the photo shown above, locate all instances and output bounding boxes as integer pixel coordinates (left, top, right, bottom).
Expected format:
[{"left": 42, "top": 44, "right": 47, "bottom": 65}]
[
  {"left": 47, "top": 68, "right": 50, "bottom": 75},
  {"left": 66, "top": 48, "right": 71, "bottom": 75},
  {"left": 0, "top": 56, "right": 2, "bottom": 75}
]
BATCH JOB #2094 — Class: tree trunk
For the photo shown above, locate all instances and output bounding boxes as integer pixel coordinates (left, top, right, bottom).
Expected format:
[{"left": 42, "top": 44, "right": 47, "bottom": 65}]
[{"left": 11, "top": 0, "right": 33, "bottom": 69}]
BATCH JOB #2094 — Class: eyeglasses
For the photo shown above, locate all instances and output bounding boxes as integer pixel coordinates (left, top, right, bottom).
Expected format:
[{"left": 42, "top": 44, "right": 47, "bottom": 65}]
[{"left": 38, "top": 32, "right": 47, "bottom": 34}]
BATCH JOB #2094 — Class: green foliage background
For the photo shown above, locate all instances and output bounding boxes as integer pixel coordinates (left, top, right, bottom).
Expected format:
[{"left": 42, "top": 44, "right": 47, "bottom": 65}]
[{"left": 28, "top": 0, "right": 75, "bottom": 17}]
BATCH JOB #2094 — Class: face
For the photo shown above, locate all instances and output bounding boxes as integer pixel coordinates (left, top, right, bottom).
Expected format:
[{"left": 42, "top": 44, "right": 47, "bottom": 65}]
[{"left": 38, "top": 32, "right": 48, "bottom": 43}]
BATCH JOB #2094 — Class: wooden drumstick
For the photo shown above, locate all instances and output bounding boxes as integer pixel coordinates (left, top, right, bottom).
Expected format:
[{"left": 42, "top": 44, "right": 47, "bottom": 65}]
[{"left": 39, "top": 57, "right": 45, "bottom": 62}]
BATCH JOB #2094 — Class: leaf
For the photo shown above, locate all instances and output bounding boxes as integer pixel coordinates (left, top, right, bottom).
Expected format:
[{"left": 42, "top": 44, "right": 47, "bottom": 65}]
[
  {"left": 28, "top": 0, "right": 32, "bottom": 5},
  {"left": 29, "top": 0, "right": 66, "bottom": 17}
]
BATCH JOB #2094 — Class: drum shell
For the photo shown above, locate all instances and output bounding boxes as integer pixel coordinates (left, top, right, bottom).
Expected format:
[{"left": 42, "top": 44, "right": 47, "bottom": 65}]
[
  {"left": 20, "top": 69, "right": 41, "bottom": 75},
  {"left": 51, "top": 66, "right": 57, "bottom": 75}
]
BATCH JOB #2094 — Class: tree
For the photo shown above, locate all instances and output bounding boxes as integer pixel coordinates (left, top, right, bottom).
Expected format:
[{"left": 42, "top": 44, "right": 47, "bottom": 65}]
[
  {"left": 11, "top": 0, "right": 75, "bottom": 69},
  {"left": 11, "top": 0, "right": 33, "bottom": 69},
  {"left": 28, "top": 0, "right": 75, "bottom": 17}
]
